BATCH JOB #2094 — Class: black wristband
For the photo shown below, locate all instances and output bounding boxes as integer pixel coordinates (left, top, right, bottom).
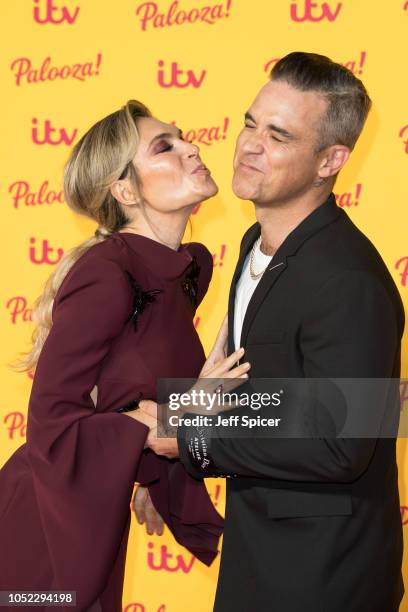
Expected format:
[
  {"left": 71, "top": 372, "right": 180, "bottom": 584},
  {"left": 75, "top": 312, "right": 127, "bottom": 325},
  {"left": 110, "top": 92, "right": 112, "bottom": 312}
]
[
  {"left": 178, "top": 417, "right": 217, "bottom": 477},
  {"left": 116, "top": 397, "right": 141, "bottom": 413}
]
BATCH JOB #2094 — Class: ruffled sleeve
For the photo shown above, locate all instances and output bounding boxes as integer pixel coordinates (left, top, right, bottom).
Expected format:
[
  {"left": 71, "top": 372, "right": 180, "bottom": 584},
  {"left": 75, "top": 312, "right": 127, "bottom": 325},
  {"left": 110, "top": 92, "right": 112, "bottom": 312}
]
[
  {"left": 135, "top": 241, "right": 223, "bottom": 563},
  {"left": 136, "top": 451, "right": 223, "bottom": 565},
  {"left": 26, "top": 252, "right": 149, "bottom": 610}
]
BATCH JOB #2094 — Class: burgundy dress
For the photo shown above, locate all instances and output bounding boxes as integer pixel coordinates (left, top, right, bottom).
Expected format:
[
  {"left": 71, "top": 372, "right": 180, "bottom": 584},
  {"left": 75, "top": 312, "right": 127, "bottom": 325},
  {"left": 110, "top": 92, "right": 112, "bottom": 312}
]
[{"left": 0, "top": 232, "right": 223, "bottom": 611}]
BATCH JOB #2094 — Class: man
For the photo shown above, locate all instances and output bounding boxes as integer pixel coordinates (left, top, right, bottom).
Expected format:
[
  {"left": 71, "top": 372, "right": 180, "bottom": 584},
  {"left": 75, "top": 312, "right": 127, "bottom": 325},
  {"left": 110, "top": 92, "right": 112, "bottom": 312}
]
[{"left": 144, "top": 52, "right": 405, "bottom": 611}]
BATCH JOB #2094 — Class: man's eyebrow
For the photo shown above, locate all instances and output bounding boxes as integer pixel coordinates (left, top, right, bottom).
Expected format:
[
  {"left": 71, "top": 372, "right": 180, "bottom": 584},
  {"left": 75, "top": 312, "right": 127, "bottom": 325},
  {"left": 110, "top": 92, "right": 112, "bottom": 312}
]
[
  {"left": 244, "top": 111, "right": 293, "bottom": 139},
  {"left": 149, "top": 128, "right": 183, "bottom": 147},
  {"left": 268, "top": 124, "right": 293, "bottom": 139}
]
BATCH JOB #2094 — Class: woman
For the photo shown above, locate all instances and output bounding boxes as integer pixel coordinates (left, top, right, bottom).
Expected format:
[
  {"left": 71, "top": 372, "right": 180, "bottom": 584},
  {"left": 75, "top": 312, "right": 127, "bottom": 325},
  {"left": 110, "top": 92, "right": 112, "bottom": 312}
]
[{"left": 0, "top": 101, "right": 250, "bottom": 611}]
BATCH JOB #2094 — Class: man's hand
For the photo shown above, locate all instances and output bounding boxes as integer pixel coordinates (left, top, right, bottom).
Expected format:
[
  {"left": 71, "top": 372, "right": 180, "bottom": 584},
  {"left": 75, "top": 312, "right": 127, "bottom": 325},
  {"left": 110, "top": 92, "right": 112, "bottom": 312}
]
[
  {"left": 132, "top": 485, "right": 164, "bottom": 535},
  {"left": 146, "top": 426, "right": 180, "bottom": 459}
]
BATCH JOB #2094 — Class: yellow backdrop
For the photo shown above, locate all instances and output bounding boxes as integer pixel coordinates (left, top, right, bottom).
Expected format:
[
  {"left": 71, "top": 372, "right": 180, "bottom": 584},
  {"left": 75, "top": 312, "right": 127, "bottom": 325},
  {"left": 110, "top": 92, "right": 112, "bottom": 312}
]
[{"left": 1, "top": 1, "right": 407, "bottom": 610}]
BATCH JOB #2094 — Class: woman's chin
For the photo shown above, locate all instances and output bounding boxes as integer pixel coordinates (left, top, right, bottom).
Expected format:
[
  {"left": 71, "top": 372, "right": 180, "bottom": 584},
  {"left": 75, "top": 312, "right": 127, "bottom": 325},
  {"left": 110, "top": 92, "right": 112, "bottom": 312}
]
[
  {"left": 185, "top": 183, "right": 219, "bottom": 210},
  {"left": 202, "top": 182, "right": 219, "bottom": 200}
]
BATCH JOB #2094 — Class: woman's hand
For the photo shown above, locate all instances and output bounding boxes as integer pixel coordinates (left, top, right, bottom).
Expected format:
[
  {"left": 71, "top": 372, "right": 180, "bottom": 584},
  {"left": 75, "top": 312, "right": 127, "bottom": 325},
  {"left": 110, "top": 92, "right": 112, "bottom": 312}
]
[
  {"left": 132, "top": 485, "right": 164, "bottom": 535},
  {"left": 189, "top": 347, "right": 251, "bottom": 411},
  {"left": 134, "top": 345, "right": 250, "bottom": 419},
  {"left": 199, "top": 346, "right": 250, "bottom": 382},
  {"left": 133, "top": 348, "right": 251, "bottom": 457},
  {"left": 200, "top": 313, "right": 228, "bottom": 377},
  {"left": 199, "top": 313, "right": 250, "bottom": 393},
  {"left": 135, "top": 400, "right": 179, "bottom": 457}
]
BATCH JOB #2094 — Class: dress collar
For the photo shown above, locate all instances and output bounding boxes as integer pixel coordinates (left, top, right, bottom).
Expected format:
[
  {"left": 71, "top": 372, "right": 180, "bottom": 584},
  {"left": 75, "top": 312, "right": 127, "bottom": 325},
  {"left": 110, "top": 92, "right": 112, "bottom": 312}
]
[{"left": 114, "top": 232, "right": 194, "bottom": 280}]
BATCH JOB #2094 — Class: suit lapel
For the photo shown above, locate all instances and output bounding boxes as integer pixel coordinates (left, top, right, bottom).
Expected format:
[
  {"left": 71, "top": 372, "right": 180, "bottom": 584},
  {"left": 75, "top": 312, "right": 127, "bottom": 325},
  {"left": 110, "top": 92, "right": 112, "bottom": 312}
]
[
  {"left": 228, "top": 194, "right": 342, "bottom": 353},
  {"left": 239, "top": 257, "right": 288, "bottom": 349},
  {"left": 227, "top": 224, "right": 260, "bottom": 355}
]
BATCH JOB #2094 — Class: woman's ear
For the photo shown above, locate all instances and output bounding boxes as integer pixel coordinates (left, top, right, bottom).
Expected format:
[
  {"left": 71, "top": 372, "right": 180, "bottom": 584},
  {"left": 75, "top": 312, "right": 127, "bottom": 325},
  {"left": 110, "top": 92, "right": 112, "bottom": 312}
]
[
  {"left": 317, "top": 145, "right": 350, "bottom": 179},
  {"left": 110, "top": 179, "right": 140, "bottom": 207}
]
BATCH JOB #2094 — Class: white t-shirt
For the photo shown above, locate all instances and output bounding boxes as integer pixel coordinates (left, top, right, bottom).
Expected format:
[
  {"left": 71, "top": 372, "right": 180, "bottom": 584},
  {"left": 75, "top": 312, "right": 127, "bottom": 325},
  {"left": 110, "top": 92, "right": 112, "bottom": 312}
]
[{"left": 233, "top": 239, "right": 273, "bottom": 351}]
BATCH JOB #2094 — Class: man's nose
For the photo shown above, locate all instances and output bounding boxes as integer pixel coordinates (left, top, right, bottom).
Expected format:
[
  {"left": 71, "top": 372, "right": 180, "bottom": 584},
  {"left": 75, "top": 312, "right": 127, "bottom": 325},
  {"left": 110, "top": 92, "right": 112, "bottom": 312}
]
[{"left": 241, "top": 131, "right": 264, "bottom": 155}]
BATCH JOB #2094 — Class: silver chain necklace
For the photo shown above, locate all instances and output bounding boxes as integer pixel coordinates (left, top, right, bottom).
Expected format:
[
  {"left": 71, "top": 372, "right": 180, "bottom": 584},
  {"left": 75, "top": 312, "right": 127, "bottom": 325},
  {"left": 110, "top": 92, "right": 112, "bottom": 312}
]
[{"left": 249, "top": 237, "right": 271, "bottom": 280}]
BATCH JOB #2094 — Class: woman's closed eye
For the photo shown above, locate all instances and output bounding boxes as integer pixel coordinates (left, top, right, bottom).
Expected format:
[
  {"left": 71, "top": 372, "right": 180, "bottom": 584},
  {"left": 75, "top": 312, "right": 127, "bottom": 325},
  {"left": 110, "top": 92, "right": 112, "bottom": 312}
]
[
  {"left": 155, "top": 134, "right": 187, "bottom": 154},
  {"left": 155, "top": 140, "right": 173, "bottom": 154}
]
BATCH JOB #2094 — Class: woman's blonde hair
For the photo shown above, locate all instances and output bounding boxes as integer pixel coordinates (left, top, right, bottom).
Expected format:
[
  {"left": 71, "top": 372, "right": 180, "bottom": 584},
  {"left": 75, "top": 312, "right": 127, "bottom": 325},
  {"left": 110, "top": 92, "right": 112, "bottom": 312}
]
[{"left": 17, "top": 100, "right": 151, "bottom": 372}]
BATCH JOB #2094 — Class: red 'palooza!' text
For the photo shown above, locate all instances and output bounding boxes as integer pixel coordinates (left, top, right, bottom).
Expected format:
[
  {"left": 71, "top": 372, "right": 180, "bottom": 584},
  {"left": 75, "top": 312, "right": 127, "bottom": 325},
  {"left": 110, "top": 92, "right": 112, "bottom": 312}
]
[
  {"left": 135, "top": 0, "right": 232, "bottom": 31},
  {"left": 10, "top": 53, "right": 102, "bottom": 86},
  {"left": 9, "top": 180, "right": 65, "bottom": 209}
]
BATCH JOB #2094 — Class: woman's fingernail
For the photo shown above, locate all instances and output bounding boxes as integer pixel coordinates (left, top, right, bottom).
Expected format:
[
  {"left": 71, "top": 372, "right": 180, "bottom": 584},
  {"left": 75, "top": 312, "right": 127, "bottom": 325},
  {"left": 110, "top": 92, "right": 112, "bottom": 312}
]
[{"left": 239, "top": 347, "right": 245, "bottom": 354}]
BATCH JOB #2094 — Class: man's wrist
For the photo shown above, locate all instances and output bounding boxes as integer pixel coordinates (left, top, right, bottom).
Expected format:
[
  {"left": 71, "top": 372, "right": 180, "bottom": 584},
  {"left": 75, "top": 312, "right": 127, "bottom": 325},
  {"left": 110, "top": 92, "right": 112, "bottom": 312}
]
[{"left": 177, "top": 416, "right": 217, "bottom": 478}]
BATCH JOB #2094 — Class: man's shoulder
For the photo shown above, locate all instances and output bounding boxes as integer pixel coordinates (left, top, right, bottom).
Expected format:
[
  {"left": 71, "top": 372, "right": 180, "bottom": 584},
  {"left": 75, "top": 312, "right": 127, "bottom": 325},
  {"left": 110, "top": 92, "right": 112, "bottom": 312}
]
[
  {"left": 299, "top": 212, "right": 403, "bottom": 319},
  {"left": 302, "top": 211, "right": 389, "bottom": 277}
]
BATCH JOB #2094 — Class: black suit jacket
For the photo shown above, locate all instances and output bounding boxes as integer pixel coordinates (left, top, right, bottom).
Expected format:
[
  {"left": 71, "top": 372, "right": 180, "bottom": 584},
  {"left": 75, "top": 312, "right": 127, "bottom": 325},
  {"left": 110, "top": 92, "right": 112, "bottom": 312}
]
[{"left": 178, "top": 194, "right": 405, "bottom": 612}]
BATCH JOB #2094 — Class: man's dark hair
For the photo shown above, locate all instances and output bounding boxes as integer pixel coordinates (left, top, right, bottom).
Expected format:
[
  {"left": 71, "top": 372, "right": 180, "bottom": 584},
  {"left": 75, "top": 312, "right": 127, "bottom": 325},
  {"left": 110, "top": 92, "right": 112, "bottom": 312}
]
[{"left": 270, "top": 52, "right": 372, "bottom": 151}]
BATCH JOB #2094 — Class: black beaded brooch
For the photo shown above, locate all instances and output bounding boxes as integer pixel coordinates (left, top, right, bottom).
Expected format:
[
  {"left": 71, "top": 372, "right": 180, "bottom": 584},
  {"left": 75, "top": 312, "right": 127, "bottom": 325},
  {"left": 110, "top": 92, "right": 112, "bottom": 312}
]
[
  {"left": 181, "top": 256, "right": 200, "bottom": 309},
  {"left": 125, "top": 271, "right": 162, "bottom": 331}
]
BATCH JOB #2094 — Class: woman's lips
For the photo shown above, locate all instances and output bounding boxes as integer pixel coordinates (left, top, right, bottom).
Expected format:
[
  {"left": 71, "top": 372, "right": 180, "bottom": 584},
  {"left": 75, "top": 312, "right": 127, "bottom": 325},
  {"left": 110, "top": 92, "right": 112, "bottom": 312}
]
[{"left": 192, "top": 164, "right": 210, "bottom": 175}]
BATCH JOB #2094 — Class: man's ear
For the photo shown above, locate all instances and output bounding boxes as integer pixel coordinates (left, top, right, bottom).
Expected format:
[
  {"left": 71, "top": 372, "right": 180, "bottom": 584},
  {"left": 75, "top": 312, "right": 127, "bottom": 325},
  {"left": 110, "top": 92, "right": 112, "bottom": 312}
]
[
  {"left": 110, "top": 179, "right": 140, "bottom": 207},
  {"left": 317, "top": 145, "right": 350, "bottom": 179}
]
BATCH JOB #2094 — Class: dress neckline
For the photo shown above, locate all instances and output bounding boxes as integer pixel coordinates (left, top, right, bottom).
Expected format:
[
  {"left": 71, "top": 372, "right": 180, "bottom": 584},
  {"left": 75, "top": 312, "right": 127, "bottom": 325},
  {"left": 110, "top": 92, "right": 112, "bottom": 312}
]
[{"left": 114, "top": 231, "right": 194, "bottom": 280}]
